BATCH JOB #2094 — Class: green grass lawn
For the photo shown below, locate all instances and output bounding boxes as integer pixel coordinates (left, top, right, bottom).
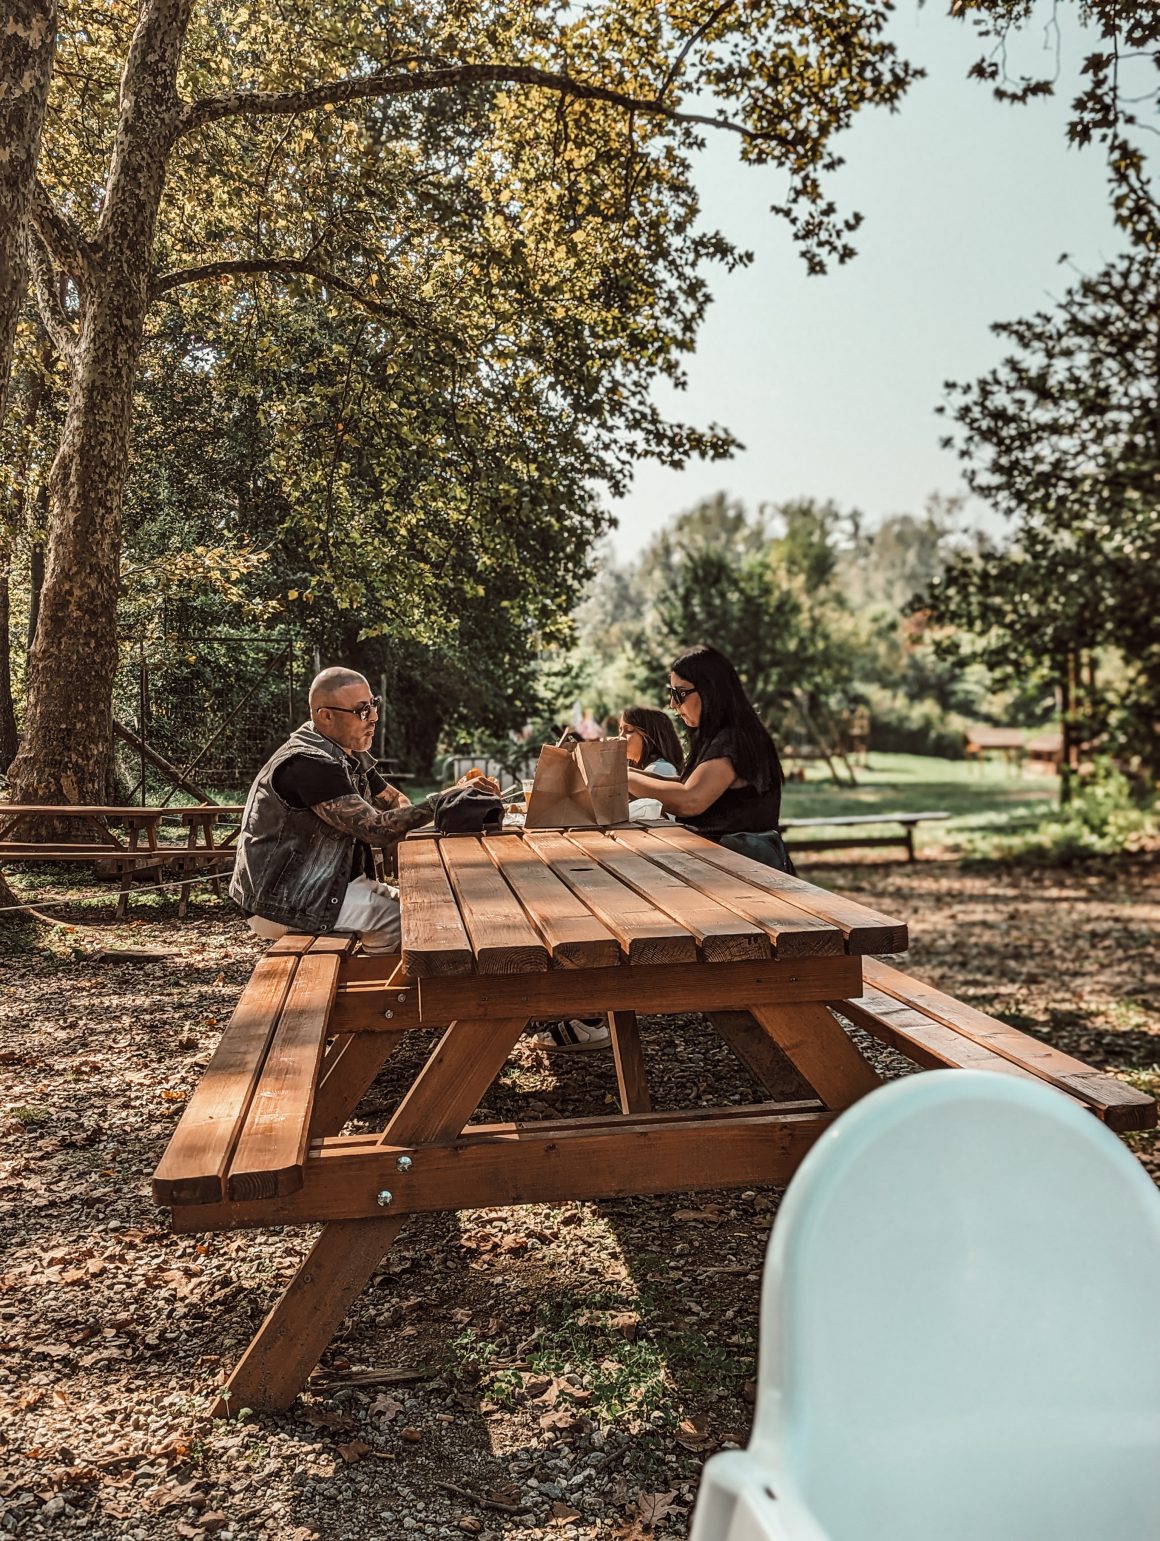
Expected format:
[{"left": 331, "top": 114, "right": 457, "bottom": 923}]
[{"left": 781, "top": 752, "right": 1061, "bottom": 851}]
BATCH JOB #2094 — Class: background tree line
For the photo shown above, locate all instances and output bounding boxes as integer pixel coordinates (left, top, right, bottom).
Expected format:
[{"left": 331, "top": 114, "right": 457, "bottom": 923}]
[{"left": 0, "top": 0, "right": 1155, "bottom": 806}]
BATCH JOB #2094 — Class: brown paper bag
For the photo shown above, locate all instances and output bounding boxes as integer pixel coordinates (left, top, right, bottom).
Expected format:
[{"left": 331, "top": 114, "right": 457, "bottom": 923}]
[{"left": 524, "top": 738, "right": 629, "bottom": 829}]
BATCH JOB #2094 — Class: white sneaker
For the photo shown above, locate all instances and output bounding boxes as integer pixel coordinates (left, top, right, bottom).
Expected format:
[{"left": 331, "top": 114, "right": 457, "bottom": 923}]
[{"left": 529, "top": 1017, "right": 611, "bottom": 1052}]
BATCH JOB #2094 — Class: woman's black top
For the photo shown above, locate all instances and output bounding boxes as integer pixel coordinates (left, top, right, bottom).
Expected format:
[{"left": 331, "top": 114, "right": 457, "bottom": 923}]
[{"left": 682, "top": 728, "right": 781, "bottom": 839}]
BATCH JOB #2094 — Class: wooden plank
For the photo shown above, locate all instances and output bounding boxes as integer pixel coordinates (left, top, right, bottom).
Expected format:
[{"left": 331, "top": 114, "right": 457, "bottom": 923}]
[
  {"left": 647, "top": 825, "right": 909, "bottom": 954},
  {"left": 747, "top": 1001, "right": 881, "bottom": 1110},
  {"left": 437, "top": 838, "right": 549, "bottom": 974},
  {"left": 397, "top": 839, "right": 474, "bottom": 977},
  {"left": 416, "top": 953, "right": 862, "bottom": 1022},
  {"left": 226, "top": 952, "right": 339, "bottom": 1200},
  {"left": 484, "top": 836, "right": 620, "bottom": 969},
  {"left": 304, "top": 932, "right": 357, "bottom": 955},
  {"left": 565, "top": 830, "right": 770, "bottom": 963},
  {"left": 152, "top": 954, "right": 299, "bottom": 1206},
  {"left": 266, "top": 933, "right": 317, "bottom": 957},
  {"left": 330, "top": 980, "right": 424, "bottom": 1033},
  {"left": 608, "top": 1011, "right": 651, "bottom": 1113},
  {"left": 173, "top": 1107, "right": 836, "bottom": 1229},
  {"left": 708, "top": 1010, "right": 816, "bottom": 1101},
  {"left": 611, "top": 829, "right": 844, "bottom": 958},
  {"left": 833, "top": 988, "right": 1071, "bottom": 1090},
  {"left": 863, "top": 960, "right": 1157, "bottom": 1132},
  {"left": 521, "top": 830, "right": 696, "bottom": 965}
]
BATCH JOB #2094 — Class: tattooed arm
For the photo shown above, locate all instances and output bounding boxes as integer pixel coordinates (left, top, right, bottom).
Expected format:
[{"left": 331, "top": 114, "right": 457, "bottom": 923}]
[
  {"left": 311, "top": 793, "right": 433, "bottom": 846},
  {"left": 374, "top": 781, "right": 411, "bottom": 811}
]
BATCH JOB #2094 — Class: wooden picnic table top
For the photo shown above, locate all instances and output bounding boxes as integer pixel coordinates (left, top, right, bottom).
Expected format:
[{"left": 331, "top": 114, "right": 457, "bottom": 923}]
[{"left": 397, "top": 825, "right": 909, "bottom": 980}]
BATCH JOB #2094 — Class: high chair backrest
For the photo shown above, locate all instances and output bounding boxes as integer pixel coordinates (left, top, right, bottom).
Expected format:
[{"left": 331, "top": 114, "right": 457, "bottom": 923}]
[{"left": 749, "top": 1071, "right": 1160, "bottom": 1541}]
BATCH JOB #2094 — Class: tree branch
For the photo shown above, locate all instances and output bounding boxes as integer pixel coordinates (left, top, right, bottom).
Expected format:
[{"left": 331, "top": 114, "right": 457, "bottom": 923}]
[
  {"left": 150, "top": 255, "right": 460, "bottom": 346},
  {"left": 178, "top": 61, "right": 761, "bottom": 143},
  {"left": 29, "top": 181, "right": 92, "bottom": 283},
  {"left": 26, "top": 230, "right": 77, "bottom": 365}
]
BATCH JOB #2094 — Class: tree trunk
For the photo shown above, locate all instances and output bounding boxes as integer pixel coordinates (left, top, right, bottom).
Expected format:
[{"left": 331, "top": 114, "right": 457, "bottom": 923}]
[
  {"left": 0, "top": 550, "right": 16, "bottom": 772},
  {"left": 8, "top": 0, "right": 192, "bottom": 805},
  {"left": 0, "top": 0, "right": 56, "bottom": 418},
  {"left": 1058, "top": 657, "right": 1073, "bottom": 807}
]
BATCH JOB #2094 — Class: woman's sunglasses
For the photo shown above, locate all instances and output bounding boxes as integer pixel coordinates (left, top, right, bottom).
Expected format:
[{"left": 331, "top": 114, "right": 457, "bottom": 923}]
[{"left": 667, "top": 684, "right": 697, "bottom": 705}]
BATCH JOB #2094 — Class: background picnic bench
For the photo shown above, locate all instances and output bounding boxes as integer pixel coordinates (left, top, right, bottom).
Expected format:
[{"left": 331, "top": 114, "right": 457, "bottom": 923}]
[
  {"left": 779, "top": 811, "right": 950, "bottom": 863},
  {"left": 0, "top": 803, "right": 243, "bottom": 916}
]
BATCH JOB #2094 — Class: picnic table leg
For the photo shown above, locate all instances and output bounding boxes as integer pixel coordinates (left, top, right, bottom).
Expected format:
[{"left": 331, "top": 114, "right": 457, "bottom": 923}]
[
  {"left": 746, "top": 1002, "right": 881, "bottom": 1111},
  {"left": 905, "top": 825, "right": 916, "bottom": 863},
  {"left": 205, "top": 816, "right": 224, "bottom": 900},
  {"left": 178, "top": 819, "right": 199, "bottom": 919},
  {"left": 216, "top": 1014, "right": 529, "bottom": 1414},
  {"left": 309, "top": 1031, "right": 403, "bottom": 1138},
  {"left": 116, "top": 824, "right": 141, "bottom": 920},
  {"left": 708, "top": 1011, "right": 814, "bottom": 1102},
  {"left": 608, "top": 1011, "right": 651, "bottom": 1114}
]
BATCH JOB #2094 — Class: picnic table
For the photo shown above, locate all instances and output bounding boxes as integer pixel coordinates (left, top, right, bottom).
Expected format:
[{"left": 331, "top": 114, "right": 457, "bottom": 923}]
[
  {"left": 152, "top": 824, "right": 1156, "bottom": 1414},
  {"left": 0, "top": 803, "right": 243, "bottom": 917}
]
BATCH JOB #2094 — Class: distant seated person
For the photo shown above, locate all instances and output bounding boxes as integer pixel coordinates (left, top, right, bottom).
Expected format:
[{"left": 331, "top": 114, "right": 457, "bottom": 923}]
[
  {"left": 626, "top": 644, "right": 786, "bottom": 854},
  {"left": 618, "top": 703, "right": 683, "bottom": 779},
  {"left": 230, "top": 667, "right": 496, "bottom": 954}
]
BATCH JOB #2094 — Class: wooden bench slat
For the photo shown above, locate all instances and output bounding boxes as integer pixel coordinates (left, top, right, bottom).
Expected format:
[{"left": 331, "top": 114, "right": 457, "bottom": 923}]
[
  {"left": 611, "top": 829, "right": 844, "bottom": 959},
  {"left": 863, "top": 959, "right": 1157, "bottom": 1132},
  {"left": 521, "top": 830, "right": 697, "bottom": 966},
  {"left": 647, "top": 826, "right": 909, "bottom": 954},
  {"left": 226, "top": 952, "right": 340, "bottom": 1201},
  {"left": 438, "top": 839, "right": 550, "bottom": 974},
  {"left": 398, "top": 840, "right": 474, "bottom": 977},
  {"left": 834, "top": 987, "right": 1074, "bottom": 1093},
  {"left": 483, "top": 837, "right": 621, "bottom": 969},
  {"left": 566, "top": 830, "right": 770, "bottom": 963},
  {"left": 152, "top": 954, "right": 300, "bottom": 1206}
]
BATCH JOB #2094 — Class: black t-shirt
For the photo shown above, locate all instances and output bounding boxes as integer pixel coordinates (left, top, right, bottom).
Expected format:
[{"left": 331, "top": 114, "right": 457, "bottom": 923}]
[
  {"left": 682, "top": 728, "right": 781, "bottom": 839},
  {"left": 272, "top": 753, "right": 389, "bottom": 880}
]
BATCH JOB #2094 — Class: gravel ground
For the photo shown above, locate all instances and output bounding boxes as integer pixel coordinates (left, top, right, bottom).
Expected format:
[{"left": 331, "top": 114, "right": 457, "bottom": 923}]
[{"left": 1, "top": 853, "right": 1157, "bottom": 1540}]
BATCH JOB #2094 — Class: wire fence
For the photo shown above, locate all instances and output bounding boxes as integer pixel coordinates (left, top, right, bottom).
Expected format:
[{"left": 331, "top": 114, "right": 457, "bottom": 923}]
[{"left": 113, "top": 632, "right": 306, "bottom": 804}]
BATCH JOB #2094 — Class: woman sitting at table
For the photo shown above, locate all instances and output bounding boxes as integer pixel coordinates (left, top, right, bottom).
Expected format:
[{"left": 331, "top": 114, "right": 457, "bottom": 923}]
[
  {"left": 619, "top": 703, "right": 683, "bottom": 778},
  {"left": 627, "top": 643, "right": 784, "bottom": 842}
]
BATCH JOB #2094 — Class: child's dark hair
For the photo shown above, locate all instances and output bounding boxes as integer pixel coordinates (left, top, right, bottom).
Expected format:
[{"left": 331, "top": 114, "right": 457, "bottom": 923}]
[
  {"left": 620, "top": 704, "right": 685, "bottom": 774},
  {"left": 670, "top": 644, "right": 783, "bottom": 791}
]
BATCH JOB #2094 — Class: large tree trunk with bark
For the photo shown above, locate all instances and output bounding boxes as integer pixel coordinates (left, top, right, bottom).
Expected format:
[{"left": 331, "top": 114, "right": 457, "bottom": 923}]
[
  {"left": 0, "top": 0, "right": 55, "bottom": 418},
  {"left": 8, "top": 0, "right": 192, "bottom": 805}
]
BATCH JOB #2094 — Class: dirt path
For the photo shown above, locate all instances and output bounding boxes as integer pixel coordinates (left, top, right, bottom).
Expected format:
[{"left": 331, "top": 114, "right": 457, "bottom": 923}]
[{"left": 2, "top": 856, "right": 1156, "bottom": 1540}]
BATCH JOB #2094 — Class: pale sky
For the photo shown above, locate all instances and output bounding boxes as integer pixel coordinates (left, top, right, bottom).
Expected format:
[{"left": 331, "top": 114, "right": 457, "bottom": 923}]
[{"left": 607, "top": 1, "right": 1126, "bottom": 560}]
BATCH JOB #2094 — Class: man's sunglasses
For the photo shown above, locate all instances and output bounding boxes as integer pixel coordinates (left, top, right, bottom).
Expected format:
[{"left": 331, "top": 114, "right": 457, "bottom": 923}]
[
  {"left": 667, "top": 684, "right": 697, "bottom": 705},
  {"left": 321, "top": 696, "right": 381, "bottom": 721}
]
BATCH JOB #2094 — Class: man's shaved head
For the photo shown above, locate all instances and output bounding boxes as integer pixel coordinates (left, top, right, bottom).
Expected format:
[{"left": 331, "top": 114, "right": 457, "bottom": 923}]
[{"left": 309, "top": 667, "right": 369, "bottom": 709}]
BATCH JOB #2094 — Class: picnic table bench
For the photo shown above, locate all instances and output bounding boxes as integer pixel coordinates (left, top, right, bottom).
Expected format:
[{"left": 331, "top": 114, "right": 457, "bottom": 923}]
[
  {"left": 0, "top": 803, "right": 243, "bottom": 917},
  {"left": 778, "top": 811, "right": 951, "bottom": 863},
  {"left": 151, "top": 823, "right": 1155, "bottom": 1414}
]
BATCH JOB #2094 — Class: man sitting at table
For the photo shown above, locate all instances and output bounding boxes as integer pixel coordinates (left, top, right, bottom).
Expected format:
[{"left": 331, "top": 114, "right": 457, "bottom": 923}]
[{"left": 230, "top": 667, "right": 469, "bottom": 954}]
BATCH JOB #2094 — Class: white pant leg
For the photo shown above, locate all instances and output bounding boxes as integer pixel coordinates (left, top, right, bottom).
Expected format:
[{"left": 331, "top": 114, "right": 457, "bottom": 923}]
[
  {"left": 334, "top": 874, "right": 402, "bottom": 954},
  {"left": 248, "top": 915, "right": 290, "bottom": 942}
]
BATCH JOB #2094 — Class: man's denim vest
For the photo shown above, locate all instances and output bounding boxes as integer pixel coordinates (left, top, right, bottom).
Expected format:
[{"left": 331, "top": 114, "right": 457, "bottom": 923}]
[{"left": 229, "top": 723, "right": 375, "bottom": 932}]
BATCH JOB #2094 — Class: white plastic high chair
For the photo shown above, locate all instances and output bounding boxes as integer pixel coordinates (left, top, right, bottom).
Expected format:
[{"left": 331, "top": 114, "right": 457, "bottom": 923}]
[{"left": 689, "top": 1070, "right": 1160, "bottom": 1541}]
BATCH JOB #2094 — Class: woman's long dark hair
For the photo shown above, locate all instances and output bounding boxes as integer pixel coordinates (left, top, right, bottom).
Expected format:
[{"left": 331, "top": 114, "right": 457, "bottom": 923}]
[
  {"left": 620, "top": 704, "right": 685, "bottom": 774},
  {"left": 671, "top": 644, "right": 783, "bottom": 791}
]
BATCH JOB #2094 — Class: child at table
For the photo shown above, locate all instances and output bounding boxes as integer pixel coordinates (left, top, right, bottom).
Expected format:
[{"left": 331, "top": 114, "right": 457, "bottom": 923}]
[{"left": 619, "top": 704, "right": 683, "bottom": 778}]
